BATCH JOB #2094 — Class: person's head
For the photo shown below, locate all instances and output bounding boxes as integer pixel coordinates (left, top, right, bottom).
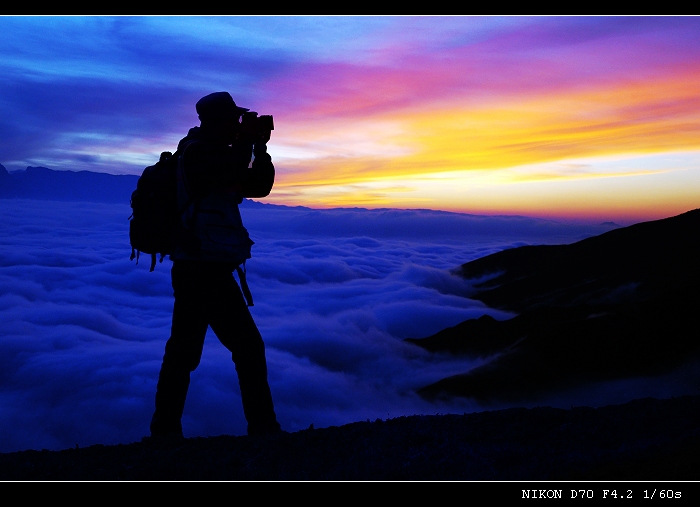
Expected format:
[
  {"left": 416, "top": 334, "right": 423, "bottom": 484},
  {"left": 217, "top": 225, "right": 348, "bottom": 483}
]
[{"left": 196, "top": 92, "right": 248, "bottom": 144}]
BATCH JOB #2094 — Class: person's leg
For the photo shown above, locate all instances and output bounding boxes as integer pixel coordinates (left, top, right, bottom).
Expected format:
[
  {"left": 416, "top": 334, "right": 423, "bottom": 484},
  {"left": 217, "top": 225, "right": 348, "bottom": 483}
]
[
  {"left": 150, "top": 262, "right": 208, "bottom": 437},
  {"left": 208, "top": 270, "right": 280, "bottom": 436}
]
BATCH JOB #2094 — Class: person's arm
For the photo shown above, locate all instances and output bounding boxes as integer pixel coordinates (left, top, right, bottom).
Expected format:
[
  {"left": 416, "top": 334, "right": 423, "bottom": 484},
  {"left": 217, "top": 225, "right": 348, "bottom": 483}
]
[{"left": 182, "top": 137, "right": 274, "bottom": 198}]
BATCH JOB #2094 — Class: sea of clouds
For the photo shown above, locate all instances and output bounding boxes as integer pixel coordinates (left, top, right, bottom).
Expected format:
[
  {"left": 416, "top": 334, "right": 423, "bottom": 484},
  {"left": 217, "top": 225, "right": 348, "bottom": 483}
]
[{"left": 0, "top": 198, "right": 677, "bottom": 453}]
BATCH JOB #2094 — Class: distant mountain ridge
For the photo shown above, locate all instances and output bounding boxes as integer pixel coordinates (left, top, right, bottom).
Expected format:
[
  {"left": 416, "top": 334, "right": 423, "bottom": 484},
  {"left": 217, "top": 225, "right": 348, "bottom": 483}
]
[
  {"left": 0, "top": 164, "right": 272, "bottom": 208},
  {"left": 0, "top": 165, "right": 622, "bottom": 235},
  {"left": 0, "top": 164, "right": 138, "bottom": 203}
]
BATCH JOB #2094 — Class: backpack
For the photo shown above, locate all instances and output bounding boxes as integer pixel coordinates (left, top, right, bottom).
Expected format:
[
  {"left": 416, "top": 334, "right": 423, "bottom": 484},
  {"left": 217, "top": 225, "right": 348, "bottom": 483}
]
[{"left": 128, "top": 150, "right": 180, "bottom": 272}]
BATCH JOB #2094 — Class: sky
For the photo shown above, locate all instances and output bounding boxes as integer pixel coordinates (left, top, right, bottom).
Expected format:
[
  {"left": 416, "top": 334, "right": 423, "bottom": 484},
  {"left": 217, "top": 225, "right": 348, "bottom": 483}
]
[
  {"left": 5, "top": 198, "right": 697, "bottom": 453},
  {"left": 1, "top": 16, "right": 699, "bottom": 222}
]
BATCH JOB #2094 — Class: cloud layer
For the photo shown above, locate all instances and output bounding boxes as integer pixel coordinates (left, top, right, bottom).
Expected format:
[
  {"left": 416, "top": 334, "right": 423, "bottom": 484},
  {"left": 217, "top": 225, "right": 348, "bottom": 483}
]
[{"left": 1, "top": 198, "right": 636, "bottom": 452}]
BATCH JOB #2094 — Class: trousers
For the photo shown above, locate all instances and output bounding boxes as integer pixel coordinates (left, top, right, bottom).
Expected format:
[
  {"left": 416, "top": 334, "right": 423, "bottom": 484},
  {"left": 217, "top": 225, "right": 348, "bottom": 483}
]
[{"left": 150, "top": 260, "right": 279, "bottom": 436}]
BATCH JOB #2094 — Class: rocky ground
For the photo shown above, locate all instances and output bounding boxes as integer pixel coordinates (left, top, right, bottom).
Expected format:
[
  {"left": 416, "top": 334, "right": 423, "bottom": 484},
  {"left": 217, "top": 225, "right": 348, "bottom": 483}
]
[{"left": 1, "top": 395, "right": 699, "bottom": 481}]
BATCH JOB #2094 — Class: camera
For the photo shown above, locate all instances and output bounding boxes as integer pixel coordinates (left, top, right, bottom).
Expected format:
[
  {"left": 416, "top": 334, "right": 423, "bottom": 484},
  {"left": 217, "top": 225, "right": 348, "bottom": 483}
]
[{"left": 240, "top": 111, "right": 274, "bottom": 142}]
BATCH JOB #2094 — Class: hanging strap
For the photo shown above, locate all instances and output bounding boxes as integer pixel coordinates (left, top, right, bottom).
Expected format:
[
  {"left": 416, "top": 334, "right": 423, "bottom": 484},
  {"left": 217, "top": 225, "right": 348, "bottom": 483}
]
[{"left": 235, "top": 264, "right": 254, "bottom": 306}]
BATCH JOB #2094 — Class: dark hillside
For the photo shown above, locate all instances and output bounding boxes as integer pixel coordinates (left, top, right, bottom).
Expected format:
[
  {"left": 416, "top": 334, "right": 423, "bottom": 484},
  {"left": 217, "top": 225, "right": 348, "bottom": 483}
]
[
  {"left": 409, "top": 209, "right": 700, "bottom": 401},
  {"left": 456, "top": 208, "right": 700, "bottom": 312}
]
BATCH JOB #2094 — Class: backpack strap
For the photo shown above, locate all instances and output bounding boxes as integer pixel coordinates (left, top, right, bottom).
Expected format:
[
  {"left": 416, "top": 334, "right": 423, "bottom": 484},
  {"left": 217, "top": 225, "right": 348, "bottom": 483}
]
[{"left": 235, "top": 263, "right": 254, "bottom": 306}]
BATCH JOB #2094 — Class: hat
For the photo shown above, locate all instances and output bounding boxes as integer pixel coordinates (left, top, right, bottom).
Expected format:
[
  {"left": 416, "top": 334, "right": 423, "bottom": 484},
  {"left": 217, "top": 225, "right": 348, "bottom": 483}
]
[{"left": 196, "top": 92, "right": 249, "bottom": 120}]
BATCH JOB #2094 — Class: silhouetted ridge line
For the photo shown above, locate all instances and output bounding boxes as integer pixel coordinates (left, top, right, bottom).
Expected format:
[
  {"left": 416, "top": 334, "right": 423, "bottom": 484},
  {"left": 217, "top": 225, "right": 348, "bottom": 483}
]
[
  {"left": 458, "top": 208, "right": 700, "bottom": 311},
  {"left": 1, "top": 395, "right": 698, "bottom": 480},
  {"left": 0, "top": 166, "right": 139, "bottom": 203},
  {"left": 409, "top": 208, "right": 700, "bottom": 401},
  {"left": 0, "top": 166, "right": 274, "bottom": 206}
]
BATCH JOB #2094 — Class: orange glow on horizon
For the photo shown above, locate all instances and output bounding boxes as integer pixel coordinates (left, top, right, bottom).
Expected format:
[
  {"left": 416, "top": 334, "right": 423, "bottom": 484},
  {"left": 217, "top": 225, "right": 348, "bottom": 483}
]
[{"left": 266, "top": 66, "right": 700, "bottom": 222}]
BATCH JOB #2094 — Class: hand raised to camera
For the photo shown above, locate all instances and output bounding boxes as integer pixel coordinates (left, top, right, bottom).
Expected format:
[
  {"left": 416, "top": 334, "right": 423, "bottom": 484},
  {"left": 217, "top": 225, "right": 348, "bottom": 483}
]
[
  {"left": 239, "top": 112, "right": 258, "bottom": 141},
  {"left": 258, "top": 129, "right": 271, "bottom": 145},
  {"left": 240, "top": 111, "right": 272, "bottom": 145}
]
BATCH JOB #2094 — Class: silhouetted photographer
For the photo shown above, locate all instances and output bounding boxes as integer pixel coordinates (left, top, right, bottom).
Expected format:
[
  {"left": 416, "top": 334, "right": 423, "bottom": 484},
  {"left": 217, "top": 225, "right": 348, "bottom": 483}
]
[{"left": 149, "top": 91, "right": 281, "bottom": 438}]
